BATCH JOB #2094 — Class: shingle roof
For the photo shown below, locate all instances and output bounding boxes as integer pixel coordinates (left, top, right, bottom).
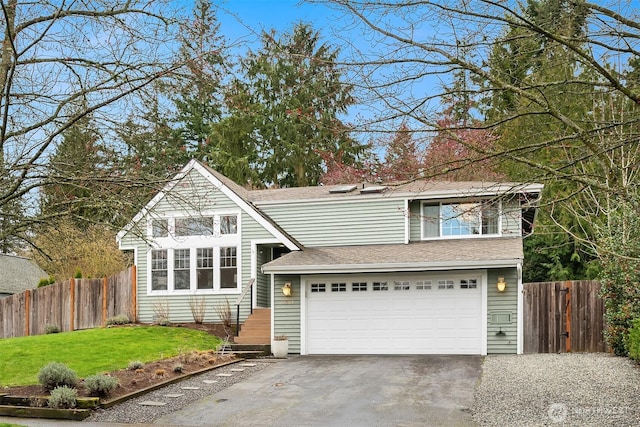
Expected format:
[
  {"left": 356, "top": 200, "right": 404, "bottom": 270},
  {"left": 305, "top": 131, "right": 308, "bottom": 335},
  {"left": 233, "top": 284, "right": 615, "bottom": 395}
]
[
  {"left": 262, "top": 237, "right": 524, "bottom": 274},
  {"left": 0, "top": 255, "right": 47, "bottom": 296},
  {"left": 248, "top": 181, "right": 543, "bottom": 204}
]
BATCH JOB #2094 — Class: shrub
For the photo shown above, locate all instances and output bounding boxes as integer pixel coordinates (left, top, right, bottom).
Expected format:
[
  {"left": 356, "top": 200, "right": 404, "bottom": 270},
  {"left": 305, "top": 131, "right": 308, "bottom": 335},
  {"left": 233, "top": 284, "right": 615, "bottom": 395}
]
[
  {"left": 628, "top": 319, "right": 640, "bottom": 361},
  {"left": 38, "top": 276, "right": 56, "bottom": 288},
  {"left": 106, "top": 314, "right": 130, "bottom": 326},
  {"left": 44, "top": 324, "right": 60, "bottom": 334},
  {"left": 84, "top": 374, "right": 119, "bottom": 397},
  {"left": 74, "top": 269, "right": 83, "bottom": 279},
  {"left": 38, "top": 362, "right": 77, "bottom": 390},
  {"left": 127, "top": 360, "right": 144, "bottom": 370},
  {"left": 48, "top": 385, "right": 78, "bottom": 409}
]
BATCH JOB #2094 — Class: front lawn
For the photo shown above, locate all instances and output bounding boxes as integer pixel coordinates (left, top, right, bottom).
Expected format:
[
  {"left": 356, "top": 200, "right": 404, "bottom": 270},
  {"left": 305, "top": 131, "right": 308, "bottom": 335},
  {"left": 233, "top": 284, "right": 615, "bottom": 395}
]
[{"left": 0, "top": 326, "right": 221, "bottom": 386}]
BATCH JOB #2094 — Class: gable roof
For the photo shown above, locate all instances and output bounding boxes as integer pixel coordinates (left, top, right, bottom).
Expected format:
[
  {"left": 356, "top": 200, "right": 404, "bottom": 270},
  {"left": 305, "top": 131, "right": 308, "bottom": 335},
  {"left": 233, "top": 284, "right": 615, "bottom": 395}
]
[
  {"left": 117, "top": 160, "right": 301, "bottom": 251},
  {"left": 262, "top": 237, "right": 524, "bottom": 274},
  {"left": 0, "top": 255, "right": 47, "bottom": 295}
]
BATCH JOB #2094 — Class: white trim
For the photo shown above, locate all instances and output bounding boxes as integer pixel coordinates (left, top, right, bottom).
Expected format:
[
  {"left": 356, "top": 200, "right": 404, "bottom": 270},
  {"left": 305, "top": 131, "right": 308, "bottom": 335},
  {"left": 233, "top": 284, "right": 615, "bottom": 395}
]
[
  {"left": 145, "top": 246, "right": 242, "bottom": 296},
  {"left": 404, "top": 199, "right": 410, "bottom": 244},
  {"left": 270, "top": 273, "right": 275, "bottom": 348},
  {"left": 190, "top": 161, "right": 299, "bottom": 251},
  {"left": 117, "top": 159, "right": 300, "bottom": 251},
  {"left": 481, "top": 269, "right": 488, "bottom": 356},
  {"left": 301, "top": 270, "right": 485, "bottom": 355},
  {"left": 419, "top": 200, "right": 504, "bottom": 240},
  {"left": 517, "top": 262, "right": 523, "bottom": 354},
  {"left": 263, "top": 259, "right": 522, "bottom": 275},
  {"left": 251, "top": 239, "right": 282, "bottom": 309},
  {"left": 300, "top": 276, "right": 307, "bottom": 355}
]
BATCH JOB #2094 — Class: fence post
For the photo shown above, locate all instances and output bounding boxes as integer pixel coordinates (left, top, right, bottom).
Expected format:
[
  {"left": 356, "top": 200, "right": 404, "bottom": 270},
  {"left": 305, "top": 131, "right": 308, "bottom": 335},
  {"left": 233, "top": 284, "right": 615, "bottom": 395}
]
[
  {"left": 565, "top": 281, "right": 571, "bottom": 353},
  {"left": 102, "top": 277, "right": 108, "bottom": 326},
  {"left": 70, "top": 278, "right": 75, "bottom": 331},
  {"left": 24, "top": 289, "right": 30, "bottom": 337}
]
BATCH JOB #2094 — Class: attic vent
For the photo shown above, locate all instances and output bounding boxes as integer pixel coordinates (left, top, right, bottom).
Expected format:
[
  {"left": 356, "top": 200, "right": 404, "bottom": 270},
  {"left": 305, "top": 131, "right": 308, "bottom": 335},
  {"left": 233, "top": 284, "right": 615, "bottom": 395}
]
[
  {"left": 360, "top": 185, "right": 387, "bottom": 194},
  {"left": 329, "top": 184, "right": 357, "bottom": 194}
]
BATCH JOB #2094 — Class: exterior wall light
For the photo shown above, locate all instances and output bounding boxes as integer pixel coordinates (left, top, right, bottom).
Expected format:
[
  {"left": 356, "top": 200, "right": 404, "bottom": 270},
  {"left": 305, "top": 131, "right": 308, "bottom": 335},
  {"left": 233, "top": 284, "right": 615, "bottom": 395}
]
[
  {"left": 497, "top": 277, "right": 507, "bottom": 293},
  {"left": 282, "top": 282, "right": 292, "bottom": 297}
]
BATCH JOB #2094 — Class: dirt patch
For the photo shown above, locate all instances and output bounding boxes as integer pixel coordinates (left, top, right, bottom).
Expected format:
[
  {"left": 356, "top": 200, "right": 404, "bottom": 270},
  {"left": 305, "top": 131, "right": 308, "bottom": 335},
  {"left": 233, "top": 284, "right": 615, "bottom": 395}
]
[{"left": 1, "top": 323, "right": 238, "bottom": 403}]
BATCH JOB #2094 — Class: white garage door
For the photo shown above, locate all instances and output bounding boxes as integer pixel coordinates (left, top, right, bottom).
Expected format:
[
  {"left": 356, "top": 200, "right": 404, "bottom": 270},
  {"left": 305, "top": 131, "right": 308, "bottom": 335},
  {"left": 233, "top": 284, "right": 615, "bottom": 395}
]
[{"left": 306, "top": 275, "right": 483, "bottom": 355}]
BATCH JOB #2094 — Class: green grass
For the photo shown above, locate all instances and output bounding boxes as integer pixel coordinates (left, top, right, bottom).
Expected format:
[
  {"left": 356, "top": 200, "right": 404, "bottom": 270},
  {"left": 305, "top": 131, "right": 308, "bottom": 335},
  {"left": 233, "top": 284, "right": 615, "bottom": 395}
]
[{"left": 0, "top": 326, "right": 221, "bottom": 386}]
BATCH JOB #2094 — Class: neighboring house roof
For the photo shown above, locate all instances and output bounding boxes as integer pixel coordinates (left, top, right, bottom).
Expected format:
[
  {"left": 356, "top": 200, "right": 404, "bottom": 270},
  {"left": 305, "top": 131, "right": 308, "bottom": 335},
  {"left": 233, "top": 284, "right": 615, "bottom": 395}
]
[
  {"left": 249, "top": 180, "right": 544, "bottom": 205},
  {"left": 262, "top": 237, "right": 524, "bottom": 274},
  {"left": 0, "top": 254, "right": 47, "bottom": 296}
]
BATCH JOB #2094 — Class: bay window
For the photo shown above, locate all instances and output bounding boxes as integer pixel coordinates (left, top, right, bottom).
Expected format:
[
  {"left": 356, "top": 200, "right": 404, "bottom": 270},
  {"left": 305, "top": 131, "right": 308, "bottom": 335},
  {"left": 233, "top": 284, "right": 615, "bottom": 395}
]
[{"left": 422, "top": 200, "right": 500, "bottom": 238}]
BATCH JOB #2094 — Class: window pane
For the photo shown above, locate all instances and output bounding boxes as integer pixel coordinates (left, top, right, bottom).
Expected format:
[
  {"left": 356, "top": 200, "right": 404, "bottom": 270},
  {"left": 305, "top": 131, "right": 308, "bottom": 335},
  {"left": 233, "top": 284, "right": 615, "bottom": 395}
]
[
  {"left": 220, "top": 215, "right": 237, "bottom": 234},
  {"left": 482, "top": 201, "right": 500, "bottom": 235},
  {"left": 197, "top": 248, "right": 214, "bottom": 289},
  {"left": 151, "top": 250, "right": 167, "bottom": 290},
  {"left": 422, "top": 204, "right": 440, "bottom": 237},
  {"left": 176, "top": 217, "right": 214, "bottom": 236},
  {"left": 441, "top": 203, "right": 480, "bottom": 236},
  {"left": 174, "top": 249, "right": 190, "bottom": 290},
  {"left": 220, "top": 247, "right": 237, "bottom": 289},
  {"left": 152, "top": 219, "right": 168, "bottom": 238}
]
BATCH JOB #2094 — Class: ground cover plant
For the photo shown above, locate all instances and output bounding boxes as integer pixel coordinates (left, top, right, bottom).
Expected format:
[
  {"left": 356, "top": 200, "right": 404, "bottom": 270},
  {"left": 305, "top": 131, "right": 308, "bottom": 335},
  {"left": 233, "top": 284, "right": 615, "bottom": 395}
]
[{"left": 0, "top": 326, "right": 221, "bottom": 387}]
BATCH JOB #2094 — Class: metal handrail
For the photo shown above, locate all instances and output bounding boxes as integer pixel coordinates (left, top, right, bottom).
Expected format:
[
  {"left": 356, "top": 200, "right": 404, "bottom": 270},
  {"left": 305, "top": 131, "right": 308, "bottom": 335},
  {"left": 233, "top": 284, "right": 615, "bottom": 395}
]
[{"left": 235, "top": 278, "right": 255, "bottom": 337}]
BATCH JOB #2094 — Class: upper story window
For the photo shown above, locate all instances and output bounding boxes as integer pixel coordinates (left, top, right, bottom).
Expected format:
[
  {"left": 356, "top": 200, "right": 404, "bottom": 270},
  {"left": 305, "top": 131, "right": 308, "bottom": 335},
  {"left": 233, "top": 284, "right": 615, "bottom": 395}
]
[
  {"left": 220, "top": 215, "right": 237, "bottom": 235},
  {"left": 152, "top": 219, "right": 169, "bottom": 238},
  {"left": 422, "top": 200, "right": 500, "bottom": 239},
  {"left": 148, "top": 213, "right": 239, "bottom": 239},
  {"left": 176, "top": 217, "right": 214, "bottom": 237}
]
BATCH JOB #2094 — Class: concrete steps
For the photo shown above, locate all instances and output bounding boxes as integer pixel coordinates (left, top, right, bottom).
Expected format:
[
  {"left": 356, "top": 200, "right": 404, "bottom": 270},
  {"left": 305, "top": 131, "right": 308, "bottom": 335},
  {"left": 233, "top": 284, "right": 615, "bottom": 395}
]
[{"left": 234, "top": 308, "right": 270, "bottom": 345}]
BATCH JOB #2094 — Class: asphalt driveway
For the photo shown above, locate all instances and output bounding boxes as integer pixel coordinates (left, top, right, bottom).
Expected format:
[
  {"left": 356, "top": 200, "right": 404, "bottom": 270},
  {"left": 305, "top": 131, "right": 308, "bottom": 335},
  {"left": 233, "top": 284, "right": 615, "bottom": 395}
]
[{"left": 155, "top": 355, "right": 482, "bottom": 427}]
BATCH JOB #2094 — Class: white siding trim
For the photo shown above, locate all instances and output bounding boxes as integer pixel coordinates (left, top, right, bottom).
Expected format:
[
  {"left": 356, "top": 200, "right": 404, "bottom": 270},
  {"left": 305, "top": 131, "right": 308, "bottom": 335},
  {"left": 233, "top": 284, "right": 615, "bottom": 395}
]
[
  {"left": 251, "top": 239, "right": 281, "bottom": 309},
  {"left": 300, "top": 277, "right": 307, "bottom": 355},
  {"left": 118, "top": 159, "right": 300, "bottom": 251},
  {"left": 190, "top": 162, "right": 299, "bottom": 251},
  {"left": 481, "top": 269, "right": 488, "bottom": 356},
  {"left": 270, "top": 273, "right": 275, "bottom": 347},
  {"left": 264, "top": 259, "right": 522, "bottom": 274},
  {"left": 517, "top": 262, "right": 523, "bottom": 354},
  {"left": 404, "top": 199, "right": 410, "bottom": 244}
]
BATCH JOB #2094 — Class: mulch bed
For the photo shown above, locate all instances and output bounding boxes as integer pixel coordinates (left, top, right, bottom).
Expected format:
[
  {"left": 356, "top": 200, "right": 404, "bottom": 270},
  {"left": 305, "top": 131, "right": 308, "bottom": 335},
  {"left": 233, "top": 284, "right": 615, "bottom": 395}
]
[{"left": 1, "top": 323, "right": 236, "bottom": 403}]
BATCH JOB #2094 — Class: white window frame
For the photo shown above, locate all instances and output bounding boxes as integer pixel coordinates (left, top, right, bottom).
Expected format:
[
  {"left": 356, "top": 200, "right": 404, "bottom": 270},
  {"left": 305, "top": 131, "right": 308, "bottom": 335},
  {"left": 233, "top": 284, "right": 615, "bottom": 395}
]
[
  {"left": 146, "top": 211, "right": 242, "bottom": 295},
  {"left": 420, "top": 200, "right": 502, "bottom": 240}
]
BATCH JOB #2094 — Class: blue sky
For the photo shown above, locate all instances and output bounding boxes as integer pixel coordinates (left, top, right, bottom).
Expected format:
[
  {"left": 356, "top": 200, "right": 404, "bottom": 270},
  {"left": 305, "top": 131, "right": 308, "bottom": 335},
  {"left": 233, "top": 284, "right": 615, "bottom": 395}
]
[{"left": 214, "top": 0, "right": 340, "bottom": 47}]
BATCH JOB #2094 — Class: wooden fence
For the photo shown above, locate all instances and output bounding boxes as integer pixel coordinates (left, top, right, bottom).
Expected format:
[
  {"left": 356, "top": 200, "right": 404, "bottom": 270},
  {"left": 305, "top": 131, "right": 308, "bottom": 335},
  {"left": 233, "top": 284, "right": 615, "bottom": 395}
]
[
  {"left": 523, "top": 280, "right": 608, "bottom": 353},
  {"left": 0, "top": 266, "right": 136, "bottom": 339}
]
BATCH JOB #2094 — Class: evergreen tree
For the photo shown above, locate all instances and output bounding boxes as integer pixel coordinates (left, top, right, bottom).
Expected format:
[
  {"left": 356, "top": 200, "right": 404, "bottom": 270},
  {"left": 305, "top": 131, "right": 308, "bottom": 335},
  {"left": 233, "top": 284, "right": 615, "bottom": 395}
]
[{"left": 214, "top": 23, "right": 362, "bottom": 187}]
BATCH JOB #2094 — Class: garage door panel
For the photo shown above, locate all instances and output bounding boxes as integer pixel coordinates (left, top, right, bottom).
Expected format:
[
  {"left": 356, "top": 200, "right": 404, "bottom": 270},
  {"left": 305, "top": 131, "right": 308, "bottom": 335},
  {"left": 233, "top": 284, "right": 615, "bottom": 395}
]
[{"left": 306, "top": 276, "right": 483, "bottom": 355}]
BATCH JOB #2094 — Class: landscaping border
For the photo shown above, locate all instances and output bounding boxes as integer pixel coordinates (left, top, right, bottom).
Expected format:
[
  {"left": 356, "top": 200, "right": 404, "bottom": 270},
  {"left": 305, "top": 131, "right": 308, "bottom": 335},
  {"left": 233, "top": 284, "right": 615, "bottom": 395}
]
[{"left": 0, "top": 357, "right": 244, "bottom": 421}]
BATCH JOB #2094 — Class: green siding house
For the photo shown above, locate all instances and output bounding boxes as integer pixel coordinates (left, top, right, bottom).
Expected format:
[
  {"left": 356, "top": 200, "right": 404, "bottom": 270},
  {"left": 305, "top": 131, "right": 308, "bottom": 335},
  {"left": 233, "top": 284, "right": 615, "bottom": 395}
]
[{"left": 118, "top": 160, "right": 543, "bottom": 355}]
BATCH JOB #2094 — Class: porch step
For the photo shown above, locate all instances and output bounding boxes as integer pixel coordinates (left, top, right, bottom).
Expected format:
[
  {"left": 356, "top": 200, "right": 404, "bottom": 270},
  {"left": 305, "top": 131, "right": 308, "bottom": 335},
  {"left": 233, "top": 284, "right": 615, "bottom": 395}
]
[
  {"left": 218, "top": 344, "right": 271, "bottom": 359},
  {"left": 235, "top": 308, "right": 271, "bottom": 345}
]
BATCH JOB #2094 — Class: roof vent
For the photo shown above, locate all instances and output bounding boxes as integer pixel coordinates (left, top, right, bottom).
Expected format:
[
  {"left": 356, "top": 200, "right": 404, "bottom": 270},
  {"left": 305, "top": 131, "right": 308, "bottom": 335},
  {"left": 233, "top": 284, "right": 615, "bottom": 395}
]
[
  {"left": 360, "top": 185, "right": 387, "bottom": 194},
  {"left": 329, "top": 184, "right": 357, "bottom": 194}
]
